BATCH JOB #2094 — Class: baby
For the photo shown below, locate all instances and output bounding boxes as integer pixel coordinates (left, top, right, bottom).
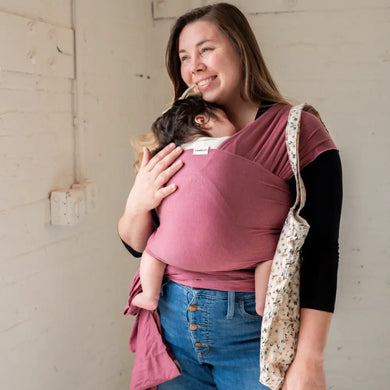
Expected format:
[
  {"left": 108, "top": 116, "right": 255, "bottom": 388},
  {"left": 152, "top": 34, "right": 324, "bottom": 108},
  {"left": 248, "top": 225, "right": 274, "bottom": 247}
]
[{"left": 132, "top": 96, "right": 272, "bottom": 315}]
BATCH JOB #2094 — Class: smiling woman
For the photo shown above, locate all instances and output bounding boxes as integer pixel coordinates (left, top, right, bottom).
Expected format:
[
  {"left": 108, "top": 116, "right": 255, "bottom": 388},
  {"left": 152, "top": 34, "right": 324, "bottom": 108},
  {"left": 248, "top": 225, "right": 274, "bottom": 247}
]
[
  {"left": 165, "top": 3, "right": 289, "bottom": 130},
  {"left": 178, "top": 20, "right": 243, "bottom": 110},
  {"left": 118, "top": 3, "right": 342, "bottom": 390}
]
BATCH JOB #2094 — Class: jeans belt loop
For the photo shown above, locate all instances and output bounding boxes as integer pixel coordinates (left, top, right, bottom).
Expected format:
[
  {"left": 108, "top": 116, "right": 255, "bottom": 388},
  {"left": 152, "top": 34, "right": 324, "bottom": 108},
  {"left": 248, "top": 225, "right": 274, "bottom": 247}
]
[{"left": 226, "top": 291, "right": 235, "bottom": 319}]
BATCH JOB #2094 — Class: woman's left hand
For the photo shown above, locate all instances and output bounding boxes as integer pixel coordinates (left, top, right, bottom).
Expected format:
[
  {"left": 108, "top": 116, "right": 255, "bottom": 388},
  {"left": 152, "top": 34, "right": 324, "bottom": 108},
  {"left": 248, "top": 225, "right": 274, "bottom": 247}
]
[
  {"left": 281, "top": 353, "right": 326, "bottom": 390},
  {"left": 281, "top": 308, "right": 331, "bottom": 390}
]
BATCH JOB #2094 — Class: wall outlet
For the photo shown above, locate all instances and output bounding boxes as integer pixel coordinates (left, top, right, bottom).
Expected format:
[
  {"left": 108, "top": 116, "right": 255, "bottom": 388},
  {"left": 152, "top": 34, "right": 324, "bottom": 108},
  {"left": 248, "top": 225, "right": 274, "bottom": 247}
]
[
  {"left": 71, "top": 181, "right": 97, "bottom": 214},
  {"left": 50, "top": 188, "right": 86, "bottom": 226}
]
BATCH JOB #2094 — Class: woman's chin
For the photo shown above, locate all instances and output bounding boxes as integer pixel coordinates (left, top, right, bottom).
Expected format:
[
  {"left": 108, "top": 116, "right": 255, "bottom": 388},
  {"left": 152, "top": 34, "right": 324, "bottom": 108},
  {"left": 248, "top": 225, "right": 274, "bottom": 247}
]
[{"left": 200, "top": 90, "right": 220, "bottom": 104}]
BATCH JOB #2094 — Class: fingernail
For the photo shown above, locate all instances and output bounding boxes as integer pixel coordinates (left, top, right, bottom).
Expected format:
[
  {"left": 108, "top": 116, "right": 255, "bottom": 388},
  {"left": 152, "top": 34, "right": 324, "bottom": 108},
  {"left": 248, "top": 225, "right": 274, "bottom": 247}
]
[
  {"left": 175, "top": 146, "right": 182, "bottom": 152},
  {"left": 175, "top": 159, "right": 182, "bottom": 166}
]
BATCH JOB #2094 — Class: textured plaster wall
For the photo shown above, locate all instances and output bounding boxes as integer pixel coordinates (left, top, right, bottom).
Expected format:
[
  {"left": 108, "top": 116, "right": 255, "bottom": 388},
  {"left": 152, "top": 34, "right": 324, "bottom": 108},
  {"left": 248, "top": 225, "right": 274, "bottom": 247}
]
[{"left": 1, "top": 1, "right": 389, "bottom": 389}]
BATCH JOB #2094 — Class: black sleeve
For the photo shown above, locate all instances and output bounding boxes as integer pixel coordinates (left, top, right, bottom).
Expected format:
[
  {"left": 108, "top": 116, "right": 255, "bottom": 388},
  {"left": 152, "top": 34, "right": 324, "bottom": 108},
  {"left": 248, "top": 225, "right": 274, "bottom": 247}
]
[
  {"left": 286, "top": 149, "right": 343, "bottom": 312},
  {"left": 120, "top": 209, "right": 160, "bottom": 258},
  {"left": 121, "top": 239, "right": 142, "bottom": 258}
]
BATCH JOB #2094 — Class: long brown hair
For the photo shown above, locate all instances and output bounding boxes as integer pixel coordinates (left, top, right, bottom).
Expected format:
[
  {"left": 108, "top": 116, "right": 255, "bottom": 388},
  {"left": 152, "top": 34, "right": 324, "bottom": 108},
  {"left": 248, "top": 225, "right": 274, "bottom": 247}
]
[
  {"left": 133, "top": 3, "right": 322, "bottom": 171},
  {"left": 165, "top": 3, "right": 289, "bottom": 106}
]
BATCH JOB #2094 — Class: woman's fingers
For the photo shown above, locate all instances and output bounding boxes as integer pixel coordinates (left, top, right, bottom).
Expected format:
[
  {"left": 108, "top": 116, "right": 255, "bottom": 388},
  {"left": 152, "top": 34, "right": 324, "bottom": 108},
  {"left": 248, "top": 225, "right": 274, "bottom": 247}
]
[
  {"left": 156, "top": 183, "right": 178, "bottom": 201},
  {"left": 147, "top": 143, "right": 177, "bottom": 171},
  {"left": 155, "top": 158, "right": 183, "bottom": 188},
  {"left": 151, "top": 145, "right": 183, "bottom": 174},
  {"left": 140, "top": 147, "right": 151, "bottom": 170},
  {"left": 132, "top": 143, "right": 183, "bottom": 210}
]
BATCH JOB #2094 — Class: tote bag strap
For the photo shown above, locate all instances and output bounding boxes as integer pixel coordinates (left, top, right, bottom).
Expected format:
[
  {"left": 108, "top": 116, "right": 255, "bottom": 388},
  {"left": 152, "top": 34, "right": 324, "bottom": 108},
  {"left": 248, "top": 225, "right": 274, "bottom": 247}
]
[{"left": 285, "top": 104, "right": 307, "bottom": 214}]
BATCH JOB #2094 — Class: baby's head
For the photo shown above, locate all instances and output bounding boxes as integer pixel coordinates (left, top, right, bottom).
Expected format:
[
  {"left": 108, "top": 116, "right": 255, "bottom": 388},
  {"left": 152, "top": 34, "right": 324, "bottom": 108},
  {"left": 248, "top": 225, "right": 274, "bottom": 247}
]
[{"left": 151, "top": 95, "right": 236, "bottom": 155}]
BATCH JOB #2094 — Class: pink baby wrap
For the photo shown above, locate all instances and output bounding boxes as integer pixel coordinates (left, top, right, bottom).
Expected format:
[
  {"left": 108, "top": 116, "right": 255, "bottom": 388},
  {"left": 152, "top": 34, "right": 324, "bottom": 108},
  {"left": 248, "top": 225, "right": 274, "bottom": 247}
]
[
  {"left": 124, "top": 270, "right": 181, "bottom": 390},
  {"left": 145, "top": 104, "right": 337, "bottom": 291}
]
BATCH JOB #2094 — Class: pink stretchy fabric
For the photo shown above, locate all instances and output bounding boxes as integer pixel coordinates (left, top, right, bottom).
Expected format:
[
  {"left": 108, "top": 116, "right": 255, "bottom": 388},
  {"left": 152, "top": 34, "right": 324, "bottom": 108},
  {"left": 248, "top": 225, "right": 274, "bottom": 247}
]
[
  {"left": 123, "top": 270, "right": 181, "bottom": 390},
  {"left": 145, "top": 104, "right": 337, "bottom": 292}
]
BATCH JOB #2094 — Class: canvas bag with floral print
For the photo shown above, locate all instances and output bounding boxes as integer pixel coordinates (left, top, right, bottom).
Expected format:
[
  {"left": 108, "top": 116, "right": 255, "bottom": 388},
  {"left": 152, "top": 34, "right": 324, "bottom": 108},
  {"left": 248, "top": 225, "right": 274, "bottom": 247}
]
[{"left": 260, "top": 104, "right": 310, "bottom": 390}]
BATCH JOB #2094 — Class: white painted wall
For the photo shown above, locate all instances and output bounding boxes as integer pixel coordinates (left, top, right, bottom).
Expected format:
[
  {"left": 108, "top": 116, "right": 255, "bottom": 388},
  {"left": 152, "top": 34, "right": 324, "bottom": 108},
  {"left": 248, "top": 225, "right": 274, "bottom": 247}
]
[
  {"left": 1, "top": 1, "right": 389, "bottom": 389},
  {"left": 0, "top": 1, "right": 153, "bottom": 389}
]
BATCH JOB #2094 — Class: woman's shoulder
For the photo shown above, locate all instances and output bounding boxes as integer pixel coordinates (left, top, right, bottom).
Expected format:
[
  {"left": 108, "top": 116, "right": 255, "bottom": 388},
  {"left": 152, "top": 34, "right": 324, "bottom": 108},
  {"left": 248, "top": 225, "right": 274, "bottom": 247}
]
[
  {"left": 298, "top": 106, "right": 339, "bottom": 172},
  {"left": 270, "top": 102, "right": 332, "bottom": 141},
  {"left": 298, "top": 105, "right": 336, "bottom": 144},
  {"left": 260, "top": 102, "right": 338, "bottom": 180},
  {"left": 301, "top": 105, "right": 328, "bottom": 131}
]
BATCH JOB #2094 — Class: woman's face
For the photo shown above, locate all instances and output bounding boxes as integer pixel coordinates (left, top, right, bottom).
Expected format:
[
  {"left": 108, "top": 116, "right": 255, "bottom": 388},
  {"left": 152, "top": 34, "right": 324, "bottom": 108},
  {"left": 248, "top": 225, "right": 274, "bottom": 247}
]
[{"left": 178, "top": 20, "right": 243, "bottom": 108}]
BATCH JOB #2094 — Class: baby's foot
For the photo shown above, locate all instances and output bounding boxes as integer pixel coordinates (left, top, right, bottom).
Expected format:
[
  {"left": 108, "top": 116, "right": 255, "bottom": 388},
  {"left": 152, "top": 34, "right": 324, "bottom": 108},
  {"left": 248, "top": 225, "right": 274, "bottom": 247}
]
[{"left": 132, "top": 292, "right": 159, "bottom": 311}]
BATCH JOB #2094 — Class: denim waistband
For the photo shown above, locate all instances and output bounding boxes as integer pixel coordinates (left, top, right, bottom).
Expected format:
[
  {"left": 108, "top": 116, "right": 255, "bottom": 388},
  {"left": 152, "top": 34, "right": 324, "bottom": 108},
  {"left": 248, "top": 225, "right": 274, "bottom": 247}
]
[{"left": 164, "top": 279, "right": 256, "bottom": 300}]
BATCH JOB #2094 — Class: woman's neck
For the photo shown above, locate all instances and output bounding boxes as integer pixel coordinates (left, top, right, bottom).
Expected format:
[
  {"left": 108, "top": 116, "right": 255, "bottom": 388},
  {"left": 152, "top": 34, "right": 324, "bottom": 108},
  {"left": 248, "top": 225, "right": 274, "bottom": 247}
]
[{"left": 223, "top": 99, "right": 260, "bottom": 130}]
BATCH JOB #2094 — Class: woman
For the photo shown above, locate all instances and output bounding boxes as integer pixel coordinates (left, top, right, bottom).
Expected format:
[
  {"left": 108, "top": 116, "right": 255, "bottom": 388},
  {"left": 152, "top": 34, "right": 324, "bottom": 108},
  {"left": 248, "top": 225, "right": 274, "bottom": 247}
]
[{"left": 118, "top": 3, "right": 342, "bottom": 389}]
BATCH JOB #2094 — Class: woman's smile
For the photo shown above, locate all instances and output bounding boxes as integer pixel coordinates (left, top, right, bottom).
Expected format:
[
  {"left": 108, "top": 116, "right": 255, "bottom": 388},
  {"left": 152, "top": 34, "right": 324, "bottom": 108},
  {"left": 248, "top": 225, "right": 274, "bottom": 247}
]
[{"left": 196, "top": 76, "right": 217, "bottom": 90}]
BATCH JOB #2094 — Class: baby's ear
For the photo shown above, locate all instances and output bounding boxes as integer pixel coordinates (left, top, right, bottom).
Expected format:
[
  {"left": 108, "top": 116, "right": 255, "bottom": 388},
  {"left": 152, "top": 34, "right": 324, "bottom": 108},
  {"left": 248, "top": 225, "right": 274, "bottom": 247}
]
[{"left": 194, "top": 114, "right": 211, "bottom": 130}]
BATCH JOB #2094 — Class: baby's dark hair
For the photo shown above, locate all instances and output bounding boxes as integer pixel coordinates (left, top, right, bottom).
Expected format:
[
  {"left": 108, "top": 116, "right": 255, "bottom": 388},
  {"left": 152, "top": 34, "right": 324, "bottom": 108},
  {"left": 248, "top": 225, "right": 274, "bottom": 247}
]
[{"left": 150, "top": 95, "right": 221, "bottom": 156}]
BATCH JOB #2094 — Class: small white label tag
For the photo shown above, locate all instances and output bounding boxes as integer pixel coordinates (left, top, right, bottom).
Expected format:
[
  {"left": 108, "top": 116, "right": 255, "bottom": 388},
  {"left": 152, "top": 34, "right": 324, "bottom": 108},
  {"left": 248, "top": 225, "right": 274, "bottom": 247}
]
[{"left": 193, "top": 146, "right": 209, "bottom": 155}]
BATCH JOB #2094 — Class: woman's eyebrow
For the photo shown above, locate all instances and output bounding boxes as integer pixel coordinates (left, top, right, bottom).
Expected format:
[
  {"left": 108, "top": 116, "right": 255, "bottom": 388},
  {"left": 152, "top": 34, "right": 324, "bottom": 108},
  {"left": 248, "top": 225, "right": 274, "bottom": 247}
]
[
  {"left": 196, "top": 39, "right": 214, "bottom": 47},
  {"left": 179, "top": 39, "right": 215, "bottom": 53}
]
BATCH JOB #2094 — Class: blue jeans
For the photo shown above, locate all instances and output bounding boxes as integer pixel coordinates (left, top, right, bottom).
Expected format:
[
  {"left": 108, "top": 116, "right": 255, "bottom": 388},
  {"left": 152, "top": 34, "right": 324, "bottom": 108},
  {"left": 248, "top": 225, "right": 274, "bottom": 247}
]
[{"left": 157, "top": 280, "right": 271, "bottom": 390}]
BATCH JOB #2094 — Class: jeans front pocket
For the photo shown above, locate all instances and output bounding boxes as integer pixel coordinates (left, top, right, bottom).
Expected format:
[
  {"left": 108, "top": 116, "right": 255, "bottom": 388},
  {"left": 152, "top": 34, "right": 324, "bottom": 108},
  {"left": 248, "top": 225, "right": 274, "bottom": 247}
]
[
  {"left": 238, "top": 297, "right": 262, "bottom": 320},
  {"left": 160, "top": 278, "right": 172, "bottom": 297}
]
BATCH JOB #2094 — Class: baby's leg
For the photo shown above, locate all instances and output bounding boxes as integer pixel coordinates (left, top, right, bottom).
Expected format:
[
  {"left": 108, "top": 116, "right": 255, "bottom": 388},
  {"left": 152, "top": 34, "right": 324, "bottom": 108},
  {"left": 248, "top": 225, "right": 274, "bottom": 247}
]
[
  {"left": 132, "top": 252, "right": 166, "bottom": 310},
  {"left": 254, "top": 260, "right": 272, "bottom": 316}
]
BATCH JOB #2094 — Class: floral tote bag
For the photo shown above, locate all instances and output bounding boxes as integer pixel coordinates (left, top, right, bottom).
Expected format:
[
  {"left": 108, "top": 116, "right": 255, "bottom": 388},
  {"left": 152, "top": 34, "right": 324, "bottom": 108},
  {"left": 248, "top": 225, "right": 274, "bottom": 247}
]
[{"left": 260, "top": 104, "right": 310, "bottom": 390}]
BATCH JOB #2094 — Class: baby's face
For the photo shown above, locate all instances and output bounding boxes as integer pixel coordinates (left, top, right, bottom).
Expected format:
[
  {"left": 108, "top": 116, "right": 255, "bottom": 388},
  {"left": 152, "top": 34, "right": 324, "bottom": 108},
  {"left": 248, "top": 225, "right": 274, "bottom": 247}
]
[{"left": 195, "top": 108, "right": 236, "bottom": 138}]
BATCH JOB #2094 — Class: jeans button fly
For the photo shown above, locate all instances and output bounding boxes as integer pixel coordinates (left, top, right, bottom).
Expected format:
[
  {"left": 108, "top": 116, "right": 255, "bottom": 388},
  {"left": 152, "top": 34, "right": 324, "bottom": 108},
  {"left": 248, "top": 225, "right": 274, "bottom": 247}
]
[
  {"left": 188, "top": 304, "right": 197, "bottom": 312},
  {"left": 189, "top": 324, "right": 198, "bottom": 331}
]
